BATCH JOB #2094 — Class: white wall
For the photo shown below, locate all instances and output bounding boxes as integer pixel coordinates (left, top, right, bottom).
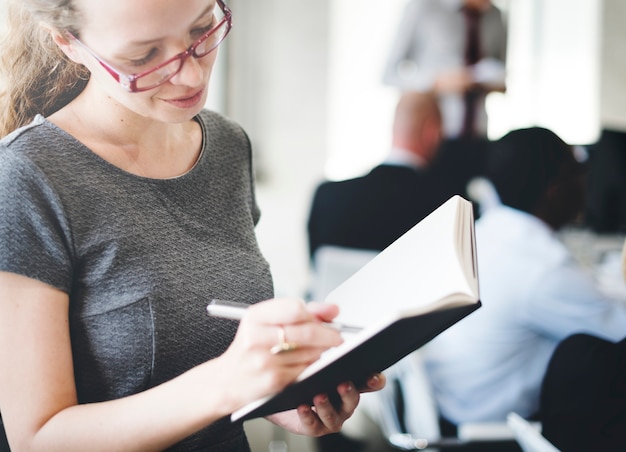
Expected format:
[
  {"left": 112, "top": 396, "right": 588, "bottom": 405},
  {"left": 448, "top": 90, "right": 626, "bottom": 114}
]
[
  {"left": 2, "top": 0, "right": 620, "bottom": 299},
  {"left": 226, "top": 0, "right": 625, "bottom": 298},
  {"left": 325, "top": 0, "right": 406, "bottom": 181},
  {"left": 226, "top": 0, "right": 331, "bottom": 297},
  {"left": 501, "top": 0, "right": 602, "bottom": 144},
  {"left": 226, "top": 0, "right": 421, "bottom": 297},
  {"left": 600, "top": 0, "right": 626, "bottom": 131}
]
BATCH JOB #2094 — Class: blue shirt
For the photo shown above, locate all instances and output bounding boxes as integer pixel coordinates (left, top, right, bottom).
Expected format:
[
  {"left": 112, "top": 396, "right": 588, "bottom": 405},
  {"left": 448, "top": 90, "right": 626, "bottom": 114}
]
[{"left": 423, "top": 205, "right": 626, "bottom": 423}]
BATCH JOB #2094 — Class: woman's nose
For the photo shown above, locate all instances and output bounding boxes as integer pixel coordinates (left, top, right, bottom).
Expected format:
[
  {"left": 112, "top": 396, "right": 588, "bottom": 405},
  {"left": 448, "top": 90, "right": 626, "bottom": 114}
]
[{"left": 170, "top": 53, "right": 205, "bottom": 87}]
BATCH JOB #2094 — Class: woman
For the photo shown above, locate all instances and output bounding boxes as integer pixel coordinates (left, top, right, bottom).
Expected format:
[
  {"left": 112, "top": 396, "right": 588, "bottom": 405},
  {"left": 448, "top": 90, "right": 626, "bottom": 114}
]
[{"left": 0, "top": 0, "right": 384, "bottom": 450}]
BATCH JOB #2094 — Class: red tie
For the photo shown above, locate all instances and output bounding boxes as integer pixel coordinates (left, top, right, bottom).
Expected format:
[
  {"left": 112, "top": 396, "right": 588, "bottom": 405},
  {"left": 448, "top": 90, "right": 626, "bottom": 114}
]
[{"left": 461, "top": 8, "right": 481, "bottom": 138}]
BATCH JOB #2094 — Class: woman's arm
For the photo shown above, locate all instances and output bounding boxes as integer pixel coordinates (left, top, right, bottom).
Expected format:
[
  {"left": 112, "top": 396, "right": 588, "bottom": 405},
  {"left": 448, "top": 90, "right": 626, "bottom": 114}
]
[
  {"left": 0, "top": 273, "right": 346, "bottom": 451},
  {"left": 0, "top": 272, "right": 228, "bottom": 450}
]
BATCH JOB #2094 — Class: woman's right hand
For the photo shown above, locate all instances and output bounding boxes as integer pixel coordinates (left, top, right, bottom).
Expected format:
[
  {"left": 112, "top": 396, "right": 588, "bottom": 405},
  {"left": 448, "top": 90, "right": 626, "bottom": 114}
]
[{"left": 212, "top": 298, "right": 345, "bottom": 415}]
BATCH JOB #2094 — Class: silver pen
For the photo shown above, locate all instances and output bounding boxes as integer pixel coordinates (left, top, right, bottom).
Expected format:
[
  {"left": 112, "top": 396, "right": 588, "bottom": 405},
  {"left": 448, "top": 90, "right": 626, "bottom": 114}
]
[{"left": 206, "top": 299, "right": 363, "bottom": 333}]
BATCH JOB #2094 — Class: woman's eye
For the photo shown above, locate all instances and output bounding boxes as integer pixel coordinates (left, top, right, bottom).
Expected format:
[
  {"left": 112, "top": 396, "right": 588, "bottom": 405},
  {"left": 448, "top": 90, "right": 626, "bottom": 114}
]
[
  {"left": 191, "top": 19, "right": 217, "bottom": 39},
  {"left": 129, "top": 48, "right": 158, "bottom": 68}
]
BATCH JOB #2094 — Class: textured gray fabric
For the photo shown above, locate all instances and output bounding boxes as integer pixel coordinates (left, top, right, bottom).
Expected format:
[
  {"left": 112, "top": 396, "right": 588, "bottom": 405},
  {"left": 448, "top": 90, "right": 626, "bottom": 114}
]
[{"left": 0, "top": 110, "right": 274, "bottom": 451}]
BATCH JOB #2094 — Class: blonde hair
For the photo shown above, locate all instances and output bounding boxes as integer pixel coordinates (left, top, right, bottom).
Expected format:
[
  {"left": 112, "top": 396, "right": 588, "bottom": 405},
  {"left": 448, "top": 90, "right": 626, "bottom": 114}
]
[{"left": 0, "top": 0, "right": 89, "bottom": 137}]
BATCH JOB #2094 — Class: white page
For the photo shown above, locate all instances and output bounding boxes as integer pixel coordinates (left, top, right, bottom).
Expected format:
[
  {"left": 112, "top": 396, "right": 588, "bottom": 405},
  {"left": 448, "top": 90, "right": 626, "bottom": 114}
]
[
  {"left": 326, "top": 196, "right": 477, "bottom": 328},
  {"left": 231, "top": 196, "right": 480, "bottom": 422}
]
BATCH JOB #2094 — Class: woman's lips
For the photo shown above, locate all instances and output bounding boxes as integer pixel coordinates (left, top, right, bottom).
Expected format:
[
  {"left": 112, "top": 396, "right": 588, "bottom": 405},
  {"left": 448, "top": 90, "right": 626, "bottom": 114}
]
[{"left": 165, "top": 88, "right": 204, "bottom": 109}]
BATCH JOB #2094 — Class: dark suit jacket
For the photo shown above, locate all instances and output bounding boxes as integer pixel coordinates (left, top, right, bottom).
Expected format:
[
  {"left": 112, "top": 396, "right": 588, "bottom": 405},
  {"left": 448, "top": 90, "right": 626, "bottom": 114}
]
[
  {"left": 307, "top": 164, "right": 459, "bottom": 259},
  {"left": 540, "top": 333, "right": 626, "bottom": 451}
]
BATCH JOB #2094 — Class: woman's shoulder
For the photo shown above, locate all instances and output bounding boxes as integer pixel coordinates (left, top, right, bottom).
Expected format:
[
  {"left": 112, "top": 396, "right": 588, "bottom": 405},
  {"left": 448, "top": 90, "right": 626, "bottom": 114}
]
[
  {"left": 0, "top": 116, "right": 47, "bottom": 170},
  {"left": 196, "top": 109, "right": 251, "bottom": 154},
  {"left": 1, "top": 115, "right": 74, "bottom": 159},
  {"left": 0, "top": 115, "right": 89, "bottom": 191},
  {"left": 197, "top": 109, "right": 245, "bottom": 135},
  {"left": 1, "top": 115, "right": 47, "bottom": 146}
]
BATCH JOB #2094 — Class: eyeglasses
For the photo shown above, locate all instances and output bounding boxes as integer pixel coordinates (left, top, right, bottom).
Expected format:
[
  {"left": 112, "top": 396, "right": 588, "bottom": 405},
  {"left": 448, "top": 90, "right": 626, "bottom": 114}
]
[{"left": 67, "top": 0, "right": 232, "bottom": 93}]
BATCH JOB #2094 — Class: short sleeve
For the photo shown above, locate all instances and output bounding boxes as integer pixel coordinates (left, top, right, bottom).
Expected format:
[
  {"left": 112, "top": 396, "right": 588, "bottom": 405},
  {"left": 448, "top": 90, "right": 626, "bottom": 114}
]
[{"left": 0, "top": 146, "right": 73, "bottom": 292}]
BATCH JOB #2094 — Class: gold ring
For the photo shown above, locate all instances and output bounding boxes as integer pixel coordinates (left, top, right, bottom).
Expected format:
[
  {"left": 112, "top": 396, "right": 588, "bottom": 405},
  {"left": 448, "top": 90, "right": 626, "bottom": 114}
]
[{"left": 270, "top": 326, "right": 299, "bottom": 354}]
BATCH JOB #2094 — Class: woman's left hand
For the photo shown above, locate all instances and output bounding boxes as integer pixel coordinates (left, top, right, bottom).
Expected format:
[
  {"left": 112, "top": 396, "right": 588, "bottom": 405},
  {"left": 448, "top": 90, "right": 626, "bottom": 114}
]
[{"left": 267, "top": 373, "right": 386, "bottom": 436}]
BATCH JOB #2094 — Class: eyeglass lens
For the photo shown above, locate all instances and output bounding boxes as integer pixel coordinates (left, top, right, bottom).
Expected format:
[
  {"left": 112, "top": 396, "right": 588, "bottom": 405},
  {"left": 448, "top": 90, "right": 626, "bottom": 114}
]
[{"left": 134, "top": 8, "right": 230, "bottom": 91}]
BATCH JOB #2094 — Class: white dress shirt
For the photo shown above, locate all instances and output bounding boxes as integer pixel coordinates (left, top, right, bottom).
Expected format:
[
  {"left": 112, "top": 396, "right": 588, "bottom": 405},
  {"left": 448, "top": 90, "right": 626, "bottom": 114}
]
[
  {"left": 383, "top": 0, "right": 507, "bottom": 138},
  {"left": 384, "top": 146, "right": 427, "bottom": 169},
  {"left": 423, "top": 205, "right": 626, "bottom": 423}
]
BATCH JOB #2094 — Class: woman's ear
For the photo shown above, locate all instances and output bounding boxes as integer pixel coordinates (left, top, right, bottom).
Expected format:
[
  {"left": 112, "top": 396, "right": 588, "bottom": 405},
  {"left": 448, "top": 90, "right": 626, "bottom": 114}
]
[{"left": 44, "top": 25, "right": 82, "bottom": 64}]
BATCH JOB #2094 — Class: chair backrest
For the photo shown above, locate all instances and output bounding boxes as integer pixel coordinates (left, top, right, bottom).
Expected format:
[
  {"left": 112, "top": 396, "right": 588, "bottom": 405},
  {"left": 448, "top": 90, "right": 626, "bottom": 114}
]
[
  {"left": 310, "top": 245, "right": 379, "bottom": 301},
  {"left": 363, "top": 351, "right": 442, "bottom": 445},
  {"left": 310, "top": 246, "right": 520, "bottom": 450},
  {"left": 507, "top": 412, "right": 559, "bottom": 452},
  {"left": 310, "top": 245, "right": 442, "bottom": 445}
]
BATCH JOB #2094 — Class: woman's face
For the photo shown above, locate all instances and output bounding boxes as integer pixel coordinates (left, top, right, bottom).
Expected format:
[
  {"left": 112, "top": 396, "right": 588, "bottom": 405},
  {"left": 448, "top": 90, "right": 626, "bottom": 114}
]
[{"left": 72, "top": 0, "right": 221, "bottom": 123}]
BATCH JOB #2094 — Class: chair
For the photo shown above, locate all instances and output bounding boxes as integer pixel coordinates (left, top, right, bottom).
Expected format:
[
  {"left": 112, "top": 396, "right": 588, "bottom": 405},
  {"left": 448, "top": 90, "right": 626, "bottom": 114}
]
[
  {"left": 309, "top": 245, "right": 380, "bottom": 302},
  {"left": 310, "top": 245, "right": 520, "bottom": 451},
  {"left": 359, "top": 351, "right": 441, "bottom": 450},
  {"left": 362, "top": 353, "right": 525, "bottom": 451},
  {"left": 507, "top": 412, "right": 559, "bottom": 452}
]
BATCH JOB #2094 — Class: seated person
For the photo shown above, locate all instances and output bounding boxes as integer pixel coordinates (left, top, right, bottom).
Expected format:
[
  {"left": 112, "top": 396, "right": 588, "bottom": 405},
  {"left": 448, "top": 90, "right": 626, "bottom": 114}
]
[
  {"left": 307, "top": 91, "right": 449, "bottom": 452},
  {"left": 307, "top": 91, "right": 453, "bottom": 260},
  {"left": 422, "top": 127, "right": 626, "bottom": 427},
  {"left": 539, "top": 240, "right": 626, "bottom": 451}
]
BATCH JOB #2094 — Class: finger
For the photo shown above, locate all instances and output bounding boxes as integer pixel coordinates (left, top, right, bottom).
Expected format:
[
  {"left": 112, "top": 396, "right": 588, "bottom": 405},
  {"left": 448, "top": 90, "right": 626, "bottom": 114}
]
[
  {"left": 312, "top": 392, "right": 343, "bottom": 432},
  {"left": 304, "top": 301, "right": 340, "bottom": 323},
  {"left": 358, "top": 373, "right": 386, "bottom": 393},
  {"left": 335, "top": 381, "right": 359, "bottom": 414},
  {"left": 280, "top": 323, "right": 343, "bottom": 351},
  {"left": 248, "top": 298, "right": 311, "bottom": 326},
  {"left": 271, "top": 347, "right": 325, "bottom": 367},
  {"left": 264, "top": 324, "right": 340, "bottom": 368},
  {"left": 296, "top": 403, "right": 324, "bottom": 434}
]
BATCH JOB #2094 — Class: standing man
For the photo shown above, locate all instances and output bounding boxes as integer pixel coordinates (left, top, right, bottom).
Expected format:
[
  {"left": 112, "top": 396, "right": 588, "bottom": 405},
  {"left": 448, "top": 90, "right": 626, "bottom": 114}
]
[{"left": 383, "top": 0, "right": 507, "bottom": 199}]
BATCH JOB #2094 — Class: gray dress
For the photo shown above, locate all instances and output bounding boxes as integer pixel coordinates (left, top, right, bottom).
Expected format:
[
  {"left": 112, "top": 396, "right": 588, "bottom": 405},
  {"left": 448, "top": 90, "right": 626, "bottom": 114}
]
[{"left": 0, "top": 110, "right": 274, "bottom": 451}]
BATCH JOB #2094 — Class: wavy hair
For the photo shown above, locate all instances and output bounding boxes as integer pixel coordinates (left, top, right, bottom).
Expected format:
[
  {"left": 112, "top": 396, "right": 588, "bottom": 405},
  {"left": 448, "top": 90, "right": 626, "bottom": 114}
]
[{"left": 0, "top": 0, "right": 89, "bottom": 136}]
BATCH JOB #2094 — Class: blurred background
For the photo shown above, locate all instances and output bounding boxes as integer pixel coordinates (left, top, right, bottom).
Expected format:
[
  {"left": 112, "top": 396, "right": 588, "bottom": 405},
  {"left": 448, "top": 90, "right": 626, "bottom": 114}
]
[
  {"left": 0, "top": 1, "right": 624, "bottom": 451},
  {"left": 208, "top": 0, "right": 626, "bottom": 299},
  {"left": 1, "top": 0, "right": 624, "bottom": 299}
]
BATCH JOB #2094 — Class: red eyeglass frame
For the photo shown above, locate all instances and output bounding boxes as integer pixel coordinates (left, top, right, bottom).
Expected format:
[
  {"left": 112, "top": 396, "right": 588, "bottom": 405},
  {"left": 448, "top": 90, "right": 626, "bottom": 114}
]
[{"left": 66, "top": 0, "right": 232, "bottom": 93}]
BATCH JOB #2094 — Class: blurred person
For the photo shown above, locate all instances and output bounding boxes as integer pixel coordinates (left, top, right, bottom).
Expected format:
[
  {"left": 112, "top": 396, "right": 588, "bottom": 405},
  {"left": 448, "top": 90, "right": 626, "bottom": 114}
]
[
  {"left": 307, "top": 91, "right": 450, "bottom": 260},
  {"left": 383, "top": 0, "right": 507, "bottom": 201},
  {"left": 0, "top": 1, "right": 385, "bottom": 450},
  {"left": 422, "top": 127, "right": 626, "bottom": 430},
  {"left": 539, "top": 239, "right": 626, "bottom": 451},
  {"left": 585, "top": 129, "right": 626, "bottom": 233},
  {"left": 383, "top": 0, "right": 507, "bottom": 140},
  {"left": 307, "top": 90, "right": 445, "bottom": 452}
]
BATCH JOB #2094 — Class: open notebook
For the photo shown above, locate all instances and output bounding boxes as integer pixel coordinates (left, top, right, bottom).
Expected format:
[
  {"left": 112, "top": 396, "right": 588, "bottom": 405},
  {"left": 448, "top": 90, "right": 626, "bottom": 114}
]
[{"left": 232, "top": 195, "right": 481, "bottom": 422}]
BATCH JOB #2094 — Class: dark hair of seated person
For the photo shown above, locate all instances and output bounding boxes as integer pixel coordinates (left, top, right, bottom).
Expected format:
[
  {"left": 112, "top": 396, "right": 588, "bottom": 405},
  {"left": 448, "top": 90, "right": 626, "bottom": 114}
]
[{"left": 487, "top": 126, "right": 587, "bottom": 230}]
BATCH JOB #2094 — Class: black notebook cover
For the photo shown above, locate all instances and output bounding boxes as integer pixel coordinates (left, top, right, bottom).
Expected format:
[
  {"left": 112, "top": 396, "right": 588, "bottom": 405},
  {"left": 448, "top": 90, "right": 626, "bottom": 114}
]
[{"left": 232, "top": 301, "right": 480, "bottom": 421}]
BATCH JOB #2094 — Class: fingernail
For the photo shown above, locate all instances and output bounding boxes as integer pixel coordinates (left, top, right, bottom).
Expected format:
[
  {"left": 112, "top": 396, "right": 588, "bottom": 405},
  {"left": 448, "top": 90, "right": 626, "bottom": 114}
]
[{"left": 369, "top": 374, "right": 380, "bottom": 386}]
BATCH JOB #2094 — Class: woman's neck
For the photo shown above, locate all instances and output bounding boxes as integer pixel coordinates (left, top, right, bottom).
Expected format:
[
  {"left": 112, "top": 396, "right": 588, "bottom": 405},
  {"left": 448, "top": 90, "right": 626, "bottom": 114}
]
[{"left": 48, "top": 85, "right": 203, "bottom": 179}]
